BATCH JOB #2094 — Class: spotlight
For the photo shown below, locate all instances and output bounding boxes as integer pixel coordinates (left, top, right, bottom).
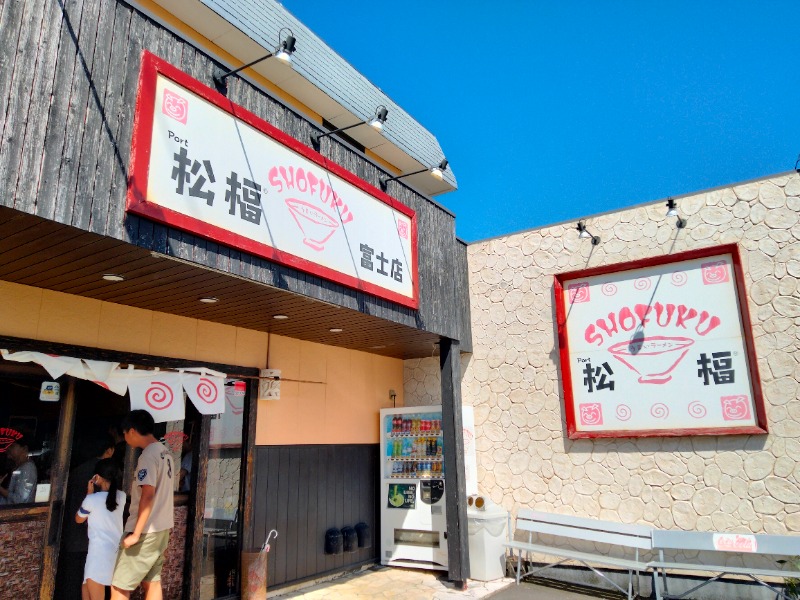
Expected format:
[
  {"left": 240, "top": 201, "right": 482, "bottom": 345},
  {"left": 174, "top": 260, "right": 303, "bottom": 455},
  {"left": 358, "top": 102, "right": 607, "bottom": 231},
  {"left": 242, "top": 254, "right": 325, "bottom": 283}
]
[
  {"left": 312, "top": 105, "right": 389, "bottom": 145},
  {"left": 213, "top": 28, "right": 296, "bottom": 93},
  {"left": 576, "top": 220, "right": 600, "bottom": 245}
]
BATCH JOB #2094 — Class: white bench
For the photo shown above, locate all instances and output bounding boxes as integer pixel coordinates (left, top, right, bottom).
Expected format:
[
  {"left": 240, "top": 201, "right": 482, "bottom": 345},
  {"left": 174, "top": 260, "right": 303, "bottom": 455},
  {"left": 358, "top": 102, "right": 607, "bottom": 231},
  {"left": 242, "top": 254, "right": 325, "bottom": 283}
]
[
  {"left": 504, "top": 509, "right": 653, "bottom": 600},
  {"left": 650, "top": 529, "right": 800, "bottom": 600}
]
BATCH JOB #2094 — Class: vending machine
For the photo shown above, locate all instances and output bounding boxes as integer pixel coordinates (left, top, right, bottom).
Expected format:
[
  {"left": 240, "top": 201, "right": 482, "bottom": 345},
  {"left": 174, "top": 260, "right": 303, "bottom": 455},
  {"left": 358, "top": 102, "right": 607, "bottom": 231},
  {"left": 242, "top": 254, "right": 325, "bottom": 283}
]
[{"left": 379, "top": 405, "right": 448, "bottom": 571}]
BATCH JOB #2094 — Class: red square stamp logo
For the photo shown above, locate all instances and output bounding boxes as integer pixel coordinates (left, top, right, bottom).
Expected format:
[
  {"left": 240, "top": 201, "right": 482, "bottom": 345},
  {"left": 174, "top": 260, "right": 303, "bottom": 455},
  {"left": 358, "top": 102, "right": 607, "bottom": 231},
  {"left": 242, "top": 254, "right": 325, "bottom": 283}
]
[
  {"left": 162, "top": 89, "right": 188, "bottom": 124},
  {"left": 701, "top": 260, "right": 729, "bottom": 285},
  {"left": 568, "top": 282, "right": 590, "bottom": 304},
  {"left": 397, "top": 220, "right": 409, "bottom": 240},
  {"left": 721, "top": 395, "right": 751, "bottom": 421},
  {"left": 579, "top": 403, "right": 603, "bottom": 426}
]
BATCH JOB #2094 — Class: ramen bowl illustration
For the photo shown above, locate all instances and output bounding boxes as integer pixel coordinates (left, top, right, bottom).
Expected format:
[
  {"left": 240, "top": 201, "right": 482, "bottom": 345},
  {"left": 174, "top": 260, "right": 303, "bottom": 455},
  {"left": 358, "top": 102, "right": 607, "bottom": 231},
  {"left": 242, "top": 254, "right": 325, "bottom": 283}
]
[
  {"left": 608, "top": 336, "right": 694, "bottom": 384},
  {"left": 285, "top": 198, "right": 339, "bottom": 251}
]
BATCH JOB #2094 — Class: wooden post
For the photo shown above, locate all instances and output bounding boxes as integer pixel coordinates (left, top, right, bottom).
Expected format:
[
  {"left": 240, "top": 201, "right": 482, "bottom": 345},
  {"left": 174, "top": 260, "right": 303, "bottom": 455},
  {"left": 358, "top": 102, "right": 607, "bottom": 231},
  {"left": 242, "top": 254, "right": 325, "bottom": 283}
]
[
  {"left": 439, "top": 337, "right": 469, "bottom": 588},
  {"left": 38, "top": 378, "right": 77, "bottom": 600},
  {"left": 183, "top": 414, "right": 211, "bottom": 599},
  {"left": 240, "top": 379, "right": 259, "bottom": 553}
]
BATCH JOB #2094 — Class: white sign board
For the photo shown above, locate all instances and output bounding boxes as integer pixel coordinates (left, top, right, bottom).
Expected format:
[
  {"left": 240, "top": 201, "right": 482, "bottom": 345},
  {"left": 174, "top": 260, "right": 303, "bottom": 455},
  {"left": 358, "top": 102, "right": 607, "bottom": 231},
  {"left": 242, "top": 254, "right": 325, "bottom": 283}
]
[
  {"left": 555, "top": 248, "right": 766, "bottom": 438},
  {"left": 128, "top": 53, "right": 418, "bottom": 308}
]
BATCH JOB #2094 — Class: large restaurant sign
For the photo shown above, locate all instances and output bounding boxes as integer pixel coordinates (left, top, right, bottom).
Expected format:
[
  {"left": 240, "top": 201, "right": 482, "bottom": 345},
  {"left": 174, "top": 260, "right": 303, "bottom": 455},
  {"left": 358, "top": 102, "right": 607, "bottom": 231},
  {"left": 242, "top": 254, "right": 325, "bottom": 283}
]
[
  {"left": 128, "top": 52, "right": 418, "bottom": 308},
  {"left": 554, "top": 245, "right": 767, "bottom": 438}
]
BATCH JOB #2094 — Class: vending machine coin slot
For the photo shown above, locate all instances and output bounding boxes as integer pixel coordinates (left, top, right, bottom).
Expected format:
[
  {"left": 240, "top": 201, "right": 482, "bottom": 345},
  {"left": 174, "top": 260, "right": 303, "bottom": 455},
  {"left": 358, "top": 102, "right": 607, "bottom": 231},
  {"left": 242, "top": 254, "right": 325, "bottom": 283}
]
[{"left": 420, "top": 479, "right": 444, "bottom": 505}]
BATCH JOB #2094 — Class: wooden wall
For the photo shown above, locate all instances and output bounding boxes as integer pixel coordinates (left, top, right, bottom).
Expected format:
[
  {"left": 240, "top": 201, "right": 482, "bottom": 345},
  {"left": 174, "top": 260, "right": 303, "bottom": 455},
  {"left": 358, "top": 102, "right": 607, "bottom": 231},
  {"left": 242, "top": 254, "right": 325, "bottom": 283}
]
[
  {"left": 0, "top": 0, "right": 471, "bottom": 350},
  {"left": 249, "top": 445, "right": 379, "bottom": 589}
]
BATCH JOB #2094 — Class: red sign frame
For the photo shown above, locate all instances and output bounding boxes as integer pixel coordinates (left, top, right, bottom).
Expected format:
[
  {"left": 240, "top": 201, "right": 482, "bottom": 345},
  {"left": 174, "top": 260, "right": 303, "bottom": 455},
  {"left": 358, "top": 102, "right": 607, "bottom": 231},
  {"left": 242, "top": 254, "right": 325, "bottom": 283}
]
[
  {"left": 127, "top": 51, "right": 419, "bottom": 309},
  {"left": 554, "top": 244, "right": 767, "bottom": 439}
]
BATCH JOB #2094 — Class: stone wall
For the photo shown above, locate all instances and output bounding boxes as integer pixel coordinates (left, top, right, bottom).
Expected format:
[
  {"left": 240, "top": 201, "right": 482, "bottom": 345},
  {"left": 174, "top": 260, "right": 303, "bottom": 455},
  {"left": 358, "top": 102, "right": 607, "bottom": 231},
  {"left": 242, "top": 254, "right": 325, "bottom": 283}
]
[
  {"left": 131, "top": 506, "right": 187, "bottom": 600},
  {"left": 0, "top": 517, "right": 46, "bottom": 598},
  {"left": 405, "top": 173, "right": 800, "bottom": 534},
  {"left": 207, "top": 454, "right": 241, "bottom": 520}
]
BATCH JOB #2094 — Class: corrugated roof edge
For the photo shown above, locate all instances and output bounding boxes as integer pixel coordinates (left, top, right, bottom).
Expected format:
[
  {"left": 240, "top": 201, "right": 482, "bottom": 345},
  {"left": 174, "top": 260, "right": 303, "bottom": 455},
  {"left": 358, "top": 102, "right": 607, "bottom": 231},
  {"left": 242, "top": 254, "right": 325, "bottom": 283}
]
[{"left": 200, "top": 0, "right": 458, "bottom": 189}]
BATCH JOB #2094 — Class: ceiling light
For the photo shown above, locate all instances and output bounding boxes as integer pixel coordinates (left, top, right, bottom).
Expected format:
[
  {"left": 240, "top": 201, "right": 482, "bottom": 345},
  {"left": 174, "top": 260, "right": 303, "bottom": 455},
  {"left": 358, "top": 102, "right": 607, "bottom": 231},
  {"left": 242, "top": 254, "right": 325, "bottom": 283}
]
[
  {"left": 273, "top": 315, "right": 289, "bottom": 320},
  {"left": 199, "top": 297, "right": 219, "bottom": 304},
  {"left": 329, "top": 328, "right": 343, "bottom": 333},
  {"left": 102, "top": 274, "right": 125, "bottom": 282}
]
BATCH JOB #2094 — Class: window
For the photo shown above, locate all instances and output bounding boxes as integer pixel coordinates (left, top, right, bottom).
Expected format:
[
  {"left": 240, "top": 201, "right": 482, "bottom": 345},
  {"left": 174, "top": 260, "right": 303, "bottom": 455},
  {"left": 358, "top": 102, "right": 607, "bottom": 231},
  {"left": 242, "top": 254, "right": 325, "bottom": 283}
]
[
  {"left": 0, "top": 359, "right": 60, "bottom": 506},
  {"left": 201, "top": 379, "right": 247, "bottom": 599}
]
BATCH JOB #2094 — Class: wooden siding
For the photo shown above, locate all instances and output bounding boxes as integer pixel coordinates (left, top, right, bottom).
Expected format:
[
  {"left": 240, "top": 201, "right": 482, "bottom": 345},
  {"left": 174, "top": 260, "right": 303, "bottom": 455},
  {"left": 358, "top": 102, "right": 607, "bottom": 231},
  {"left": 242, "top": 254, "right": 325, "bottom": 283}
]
[
  {"left": 455, "top": 240, "right": 473, "bottom": 351},
  {"left": 250, "top": 445, "right": 379, "bottom": 589},
  {"left": 0, "top": 0, "right": 471, "bottom": 350}
]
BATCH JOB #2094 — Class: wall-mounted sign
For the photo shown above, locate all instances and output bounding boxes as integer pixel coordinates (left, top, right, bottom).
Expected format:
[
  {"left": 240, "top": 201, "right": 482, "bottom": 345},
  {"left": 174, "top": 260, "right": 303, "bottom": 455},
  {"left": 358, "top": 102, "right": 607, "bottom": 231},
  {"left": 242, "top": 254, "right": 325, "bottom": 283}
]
[
  {"left": 554, "top": 245, "right": 766, "bottom": 438},
  {"left": 39, "top": 381, "right": 60, "bottom": 402},
  {"left": 387, "top": 483, "right": 416, "bottom": 509},
  {"left": 258, "top": 369, "right": 281, "bottom": 401},
  {"left": 128, "top": 52, "right": 418, "bottom": 308}
]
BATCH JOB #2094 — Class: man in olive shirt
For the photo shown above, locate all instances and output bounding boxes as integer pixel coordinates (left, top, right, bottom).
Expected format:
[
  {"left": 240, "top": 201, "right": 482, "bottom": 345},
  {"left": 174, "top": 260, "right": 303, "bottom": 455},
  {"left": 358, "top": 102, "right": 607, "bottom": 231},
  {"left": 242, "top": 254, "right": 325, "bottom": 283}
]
[{"left": 111, "top": 410, "right": 174, "bottom": 600}]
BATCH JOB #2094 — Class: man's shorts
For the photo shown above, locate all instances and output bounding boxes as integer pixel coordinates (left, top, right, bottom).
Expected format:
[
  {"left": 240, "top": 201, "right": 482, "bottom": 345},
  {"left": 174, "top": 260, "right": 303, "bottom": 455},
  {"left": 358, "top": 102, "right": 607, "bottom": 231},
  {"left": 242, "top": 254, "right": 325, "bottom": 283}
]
[{"left": 111, "top": 530, "right": 171, "bottom": 591}]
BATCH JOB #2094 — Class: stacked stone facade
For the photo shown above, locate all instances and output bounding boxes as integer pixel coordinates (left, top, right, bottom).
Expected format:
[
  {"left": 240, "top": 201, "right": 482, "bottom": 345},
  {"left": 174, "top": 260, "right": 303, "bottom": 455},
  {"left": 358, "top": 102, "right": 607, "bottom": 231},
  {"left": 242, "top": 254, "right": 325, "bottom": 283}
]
[
  {"left": 0, "top": 518, "right": 46, "bottom": 598},
  {"left": 405, "top": 173, "right": 800, "bottom": 534}
]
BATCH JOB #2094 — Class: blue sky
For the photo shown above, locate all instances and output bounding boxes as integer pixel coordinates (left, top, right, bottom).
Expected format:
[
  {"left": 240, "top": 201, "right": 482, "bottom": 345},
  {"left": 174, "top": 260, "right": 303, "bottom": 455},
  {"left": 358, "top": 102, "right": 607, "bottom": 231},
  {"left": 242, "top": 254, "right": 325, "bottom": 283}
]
[{"left": 281, "top": 1, "right": 800, "bottom": 242}]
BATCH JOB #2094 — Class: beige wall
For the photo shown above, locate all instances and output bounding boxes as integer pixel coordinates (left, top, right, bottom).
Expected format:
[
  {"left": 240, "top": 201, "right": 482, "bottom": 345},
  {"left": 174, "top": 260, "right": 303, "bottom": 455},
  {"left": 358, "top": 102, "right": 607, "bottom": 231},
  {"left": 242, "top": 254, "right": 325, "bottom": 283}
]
[
  {"left": 0, "top": 280, "right": 403, "bottom": 446},
  {"left": 0, "top": 281, "right": 269, "bottom": 367},
  {"left": 256, "top": 335, "right": 404, "bottom": 445},
  {"left": 406, "top": 173, "right": 800, "bottom": 535}
]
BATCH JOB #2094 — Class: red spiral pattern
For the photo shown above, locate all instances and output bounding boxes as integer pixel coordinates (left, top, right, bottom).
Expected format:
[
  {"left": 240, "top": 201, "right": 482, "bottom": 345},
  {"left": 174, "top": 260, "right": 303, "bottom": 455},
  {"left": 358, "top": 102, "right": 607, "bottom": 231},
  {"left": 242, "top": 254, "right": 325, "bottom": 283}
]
[
  {"left": 196, "top": 378, "right": 218, "bottom": 404},
  {"left": 650, "top": 403, "right": 669, "bottom": 419},
  {"left": 671, "top": 271, "right": 688, "bottom": 286},
  {"left": 145, "top": 382, "right": 173, "bottom": 410},
  {"left": 615, "top": 404, "right": 632, "bottom": 421},
  {"left": 601, "top": 283, "right": 618, "bottom": 296},
  {"left": 688, "top": 401, "right": 706, "bottom": 418},
  {"left": 634, "top": 277, "right": 651, "bottom": 291}
]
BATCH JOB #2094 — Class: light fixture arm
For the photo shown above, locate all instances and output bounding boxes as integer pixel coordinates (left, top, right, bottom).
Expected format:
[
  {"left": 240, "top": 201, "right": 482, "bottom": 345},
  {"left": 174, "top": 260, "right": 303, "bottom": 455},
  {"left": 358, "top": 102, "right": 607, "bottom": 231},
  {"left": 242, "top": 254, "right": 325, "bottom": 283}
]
[
  {"left": 382, "top": 167, "right": 428, "bottom": 186},
  {"left": 312, "top": 105, "right": 388, "bottom": 145},
  {"left": 380, "top": 159, "right": 448, "bottom": 190},
  {"left": 312, "top": 121, "right": 368, "bottom": 144},
  {"left": 214, "top": 52, "right": 275, "bottom": 86},
  {"left": 577, "top": 220, "right": 601, "bottom": 245},
  {"left": 213, "top": 28, "right": 296, "bottom": 90}
]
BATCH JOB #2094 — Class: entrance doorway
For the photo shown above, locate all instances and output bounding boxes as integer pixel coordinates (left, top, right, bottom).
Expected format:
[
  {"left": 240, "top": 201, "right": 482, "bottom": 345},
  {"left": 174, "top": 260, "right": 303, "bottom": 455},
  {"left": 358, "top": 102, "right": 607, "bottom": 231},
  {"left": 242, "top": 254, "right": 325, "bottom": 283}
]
[
  {"left": 54, "top": 380, "right": 128, "bottom": 600},
  {"left": 0, "top": 345, "right": 256, "bottom": 600},
  {"left": 53, "top": 380, "right": 201, "bottom": 599}
]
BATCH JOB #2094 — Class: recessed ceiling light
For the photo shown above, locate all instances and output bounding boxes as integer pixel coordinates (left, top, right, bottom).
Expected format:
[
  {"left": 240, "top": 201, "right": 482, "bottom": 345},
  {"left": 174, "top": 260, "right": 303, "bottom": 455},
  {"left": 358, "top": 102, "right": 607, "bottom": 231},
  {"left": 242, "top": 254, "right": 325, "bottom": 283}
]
[
  {"left": 329, "top": 328, "right": 343, "bottom": 333},
  {"left": 102, "top": 274, "right": 125, "bottom": 282},
  {"left": 370, "top": 345, "right": 386, "bottom": 349},
  {"left": 273, "top": 315, "right": 289, "bottom": 320},
  {"left": 199, "top": 297, "right": 219, "bottom": 304}
]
